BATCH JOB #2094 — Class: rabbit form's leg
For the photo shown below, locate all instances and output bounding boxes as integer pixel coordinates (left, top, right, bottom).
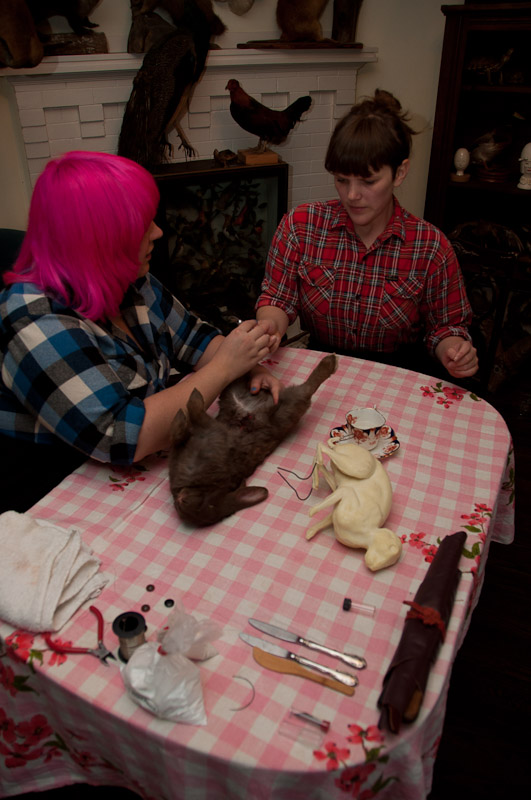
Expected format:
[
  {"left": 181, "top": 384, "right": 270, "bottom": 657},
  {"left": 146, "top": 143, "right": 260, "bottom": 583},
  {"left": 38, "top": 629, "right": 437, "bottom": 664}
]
[
  {"left": 306, "top": 511, "right": 334, "bottom": 540},
  {"left": 306, "top": 485, "right": 352, "bottom": 540},
  {"left": 312, "top": 442, "right": 337, "bottom": 492}
]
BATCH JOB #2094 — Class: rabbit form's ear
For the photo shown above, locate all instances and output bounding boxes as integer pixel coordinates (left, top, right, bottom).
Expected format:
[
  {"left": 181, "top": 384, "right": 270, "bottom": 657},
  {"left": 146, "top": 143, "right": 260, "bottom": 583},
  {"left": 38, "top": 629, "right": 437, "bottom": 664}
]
[
  {"left": 170, "top": 409, "right": 190, "bottom": 445},
  {"left": 231, "top": 485, "right": 269, "bottom": 512}
]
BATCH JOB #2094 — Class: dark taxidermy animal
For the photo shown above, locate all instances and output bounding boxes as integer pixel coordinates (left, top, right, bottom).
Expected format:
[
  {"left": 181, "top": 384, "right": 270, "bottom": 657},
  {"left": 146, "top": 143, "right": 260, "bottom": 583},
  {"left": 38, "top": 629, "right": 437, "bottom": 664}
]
[
  {"left": 0, "top": 0, "right": 99, "bottom": 67},
  {"left": 276, "top": 0, "right": 331, "bottom": 42},
  {"left": 0, "top": 0, "right": 43, "bottom": 67},
  {"left": 226, "top": 79, "right": 312, "bottom": 153},
  {"left": 169, "top": 353, "right": 337, "bottom": 526},
  {"left": 118, "top": 0, "right": 226, "bottom": 166},
  {"left": 26, "top": 0, "right": 100, "bottom": 36}
]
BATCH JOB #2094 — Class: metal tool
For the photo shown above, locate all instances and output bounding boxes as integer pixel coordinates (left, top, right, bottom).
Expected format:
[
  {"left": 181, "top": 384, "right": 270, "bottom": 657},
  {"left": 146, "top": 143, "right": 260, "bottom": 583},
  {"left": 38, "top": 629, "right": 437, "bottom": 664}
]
[
  {"left": 44, "top": 605, "right": 117, "bottom": 666},
  {"left": 248, "top": 618, "right": 367, "bottom": 670},
  {"left": 290, "top": 708, "right": 330, "bottom": 732},
  {"left": 240, "top": 632, "right": 358, "bottom": 688}
]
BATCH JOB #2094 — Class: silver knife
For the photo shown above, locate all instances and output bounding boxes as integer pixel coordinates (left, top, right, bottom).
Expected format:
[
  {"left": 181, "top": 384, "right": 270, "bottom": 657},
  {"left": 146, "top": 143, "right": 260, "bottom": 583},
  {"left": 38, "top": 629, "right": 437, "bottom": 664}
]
[
  {"left": 249, "top": 618, "right": 366, "bottom": 670},
  {"left": 240, "top": 632, "right": 358, "bottom": 688}
]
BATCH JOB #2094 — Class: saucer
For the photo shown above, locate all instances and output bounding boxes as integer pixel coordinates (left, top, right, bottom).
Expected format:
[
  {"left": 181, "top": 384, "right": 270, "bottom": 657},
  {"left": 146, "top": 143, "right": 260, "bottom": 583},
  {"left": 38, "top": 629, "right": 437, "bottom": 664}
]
[{"left": 329, "top": 424, "right": 401, "bottom": 459}]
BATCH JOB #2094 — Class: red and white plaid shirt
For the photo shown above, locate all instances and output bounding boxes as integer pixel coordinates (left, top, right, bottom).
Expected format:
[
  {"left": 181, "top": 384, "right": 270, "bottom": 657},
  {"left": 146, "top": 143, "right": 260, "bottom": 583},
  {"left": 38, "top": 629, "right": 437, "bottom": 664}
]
[{"left": 257, "top": 198, "right": 472, "bottom": 355}]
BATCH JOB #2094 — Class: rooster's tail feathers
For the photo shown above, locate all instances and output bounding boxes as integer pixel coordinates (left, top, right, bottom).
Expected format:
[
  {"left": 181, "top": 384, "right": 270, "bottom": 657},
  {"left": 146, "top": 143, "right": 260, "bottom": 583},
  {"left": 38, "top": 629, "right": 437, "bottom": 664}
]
[{"left": 286, "top": 95, "right": 312, "bottom": 122}]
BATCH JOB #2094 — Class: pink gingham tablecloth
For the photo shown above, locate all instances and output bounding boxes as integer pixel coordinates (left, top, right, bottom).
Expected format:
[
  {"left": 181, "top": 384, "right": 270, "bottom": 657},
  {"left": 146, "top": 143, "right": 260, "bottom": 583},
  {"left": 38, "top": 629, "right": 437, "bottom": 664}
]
[{"left": 0, "top": 348, "right": 514, "bottom": 800}]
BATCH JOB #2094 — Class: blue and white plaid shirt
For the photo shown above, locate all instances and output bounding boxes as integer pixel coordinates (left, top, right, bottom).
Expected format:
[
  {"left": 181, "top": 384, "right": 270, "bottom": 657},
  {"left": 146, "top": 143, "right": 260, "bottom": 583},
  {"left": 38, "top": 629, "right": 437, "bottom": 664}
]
[{"left": 0, "top": 274, "right": 219, "bottom": 464}]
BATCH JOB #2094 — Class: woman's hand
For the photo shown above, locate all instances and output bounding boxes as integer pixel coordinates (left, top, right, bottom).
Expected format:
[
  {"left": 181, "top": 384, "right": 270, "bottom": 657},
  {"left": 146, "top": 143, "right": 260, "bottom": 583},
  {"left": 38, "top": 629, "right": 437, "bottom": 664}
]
[
  {"left": 436, "top": 337, "right": 479, "bottom": 378},
  {"left": 211, "top": 320, "right": 274, "bottom": 381},
  {"left": 249, "top": 364, "right": 282, "bottom": 404},
  {"left": 256, "top": 306, "right": 289, "bottom": 354}
]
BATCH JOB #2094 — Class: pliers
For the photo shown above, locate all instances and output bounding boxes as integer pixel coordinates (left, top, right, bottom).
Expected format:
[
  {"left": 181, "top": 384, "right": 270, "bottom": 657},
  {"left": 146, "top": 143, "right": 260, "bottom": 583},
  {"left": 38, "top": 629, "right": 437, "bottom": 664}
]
[{"left": 44, "top": 605, "right": 116, "bottom": 666}]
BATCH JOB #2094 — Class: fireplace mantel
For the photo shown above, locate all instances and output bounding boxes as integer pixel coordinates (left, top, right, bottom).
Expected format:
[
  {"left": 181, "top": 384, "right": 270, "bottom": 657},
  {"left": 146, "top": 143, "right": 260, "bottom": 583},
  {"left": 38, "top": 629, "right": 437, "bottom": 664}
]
[
  {"left": 2, "top": 46, "right": 377, "bottom": 208},
  {"left": 1, "top": 46, "right": 377, "bottom": 77}
]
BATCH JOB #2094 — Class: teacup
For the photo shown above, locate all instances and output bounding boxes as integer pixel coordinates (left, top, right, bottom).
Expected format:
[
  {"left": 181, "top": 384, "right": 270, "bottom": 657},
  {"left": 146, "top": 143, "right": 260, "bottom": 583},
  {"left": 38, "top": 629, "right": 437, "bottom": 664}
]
[{"left": 346, "top": 407, "right": 386, "bottom": 450}]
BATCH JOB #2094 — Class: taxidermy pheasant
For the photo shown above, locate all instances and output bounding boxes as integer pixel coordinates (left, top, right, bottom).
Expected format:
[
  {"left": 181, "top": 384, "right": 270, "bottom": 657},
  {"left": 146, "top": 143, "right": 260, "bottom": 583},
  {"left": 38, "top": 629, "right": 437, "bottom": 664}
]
[
  {"left": 118, "top": 0, "right": 225, "bottom": 166},
  {"left": 226, "top": 79, "right": 312, "bottom": 153}
]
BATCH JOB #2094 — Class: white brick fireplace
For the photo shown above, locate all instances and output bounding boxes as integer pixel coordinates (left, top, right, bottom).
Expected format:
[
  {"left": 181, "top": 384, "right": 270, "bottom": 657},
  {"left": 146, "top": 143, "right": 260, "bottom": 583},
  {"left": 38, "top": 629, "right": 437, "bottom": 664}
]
[{"left": 2, "top": 46, "right": 377, "bottom": 209}]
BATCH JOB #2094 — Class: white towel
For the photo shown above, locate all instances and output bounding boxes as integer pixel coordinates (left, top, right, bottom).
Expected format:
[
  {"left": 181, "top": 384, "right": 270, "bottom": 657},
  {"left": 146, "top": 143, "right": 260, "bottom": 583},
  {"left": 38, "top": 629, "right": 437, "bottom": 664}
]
[{"left": 0, "top": 511, "right": 108, "bottom": 633}]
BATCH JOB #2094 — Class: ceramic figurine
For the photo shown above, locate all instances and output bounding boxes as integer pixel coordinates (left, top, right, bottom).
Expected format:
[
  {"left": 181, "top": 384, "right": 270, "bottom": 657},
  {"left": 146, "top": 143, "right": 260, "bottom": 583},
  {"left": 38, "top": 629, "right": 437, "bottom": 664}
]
[
  {"left": 517, "top": 142, "right": 531, "bottom": 190},
  {"left": 451, "top": 147, "right": 470, "bottom": 182},
  {"left": 306, "top": 440, "right": 402, "bottom": 571}
]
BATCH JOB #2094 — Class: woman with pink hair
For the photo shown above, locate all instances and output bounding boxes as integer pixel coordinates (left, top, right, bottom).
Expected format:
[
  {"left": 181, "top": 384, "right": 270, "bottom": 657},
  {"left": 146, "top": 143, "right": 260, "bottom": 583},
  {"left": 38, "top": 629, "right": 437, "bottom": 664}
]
[{"left": 0, "top": 151, "right": 278, "bottom": 512}]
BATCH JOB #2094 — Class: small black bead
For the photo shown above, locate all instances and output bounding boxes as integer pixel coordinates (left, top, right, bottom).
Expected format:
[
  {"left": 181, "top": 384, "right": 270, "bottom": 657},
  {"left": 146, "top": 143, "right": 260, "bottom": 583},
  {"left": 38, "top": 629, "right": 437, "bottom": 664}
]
[
  {"left": 146, "top": 584, "right": 155, "bottom": 592},
  {"left": 342, "top": 598, "right": 352, "bottom": 611},
  {"left": 164, "top": 598, "right": 175, "bottom": 608}
]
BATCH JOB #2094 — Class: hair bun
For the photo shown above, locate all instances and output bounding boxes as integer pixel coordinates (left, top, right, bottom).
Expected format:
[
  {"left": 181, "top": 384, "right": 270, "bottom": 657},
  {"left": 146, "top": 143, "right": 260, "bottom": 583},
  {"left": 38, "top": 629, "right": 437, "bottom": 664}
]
[{"left": 373, "top": 89, "right": 403, "bottom": 114}]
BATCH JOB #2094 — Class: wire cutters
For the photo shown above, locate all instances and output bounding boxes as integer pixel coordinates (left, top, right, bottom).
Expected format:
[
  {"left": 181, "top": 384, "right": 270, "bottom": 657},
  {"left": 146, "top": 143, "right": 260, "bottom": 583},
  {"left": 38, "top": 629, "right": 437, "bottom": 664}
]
[{"left": 44, "top": 605, "right": 116, "bottom": 666}]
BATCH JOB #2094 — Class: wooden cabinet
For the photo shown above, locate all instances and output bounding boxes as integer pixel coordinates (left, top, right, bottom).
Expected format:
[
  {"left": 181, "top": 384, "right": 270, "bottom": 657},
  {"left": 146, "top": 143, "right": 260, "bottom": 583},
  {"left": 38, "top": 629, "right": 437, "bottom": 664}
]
[
  {"left": 424, "top": 3, "right": 531, "bottom": 392},
  {"left": 149, "top": 159, "right": 289, "bottom": 335}
]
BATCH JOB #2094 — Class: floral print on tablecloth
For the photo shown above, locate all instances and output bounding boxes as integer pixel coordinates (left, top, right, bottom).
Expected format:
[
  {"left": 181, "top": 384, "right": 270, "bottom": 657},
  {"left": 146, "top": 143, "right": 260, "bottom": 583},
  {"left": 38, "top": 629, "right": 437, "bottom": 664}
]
[
  {"left": 0, "top": 633, "right": 155, "bottom": 797},
  {"left": 314, "top": 724, "right": 398, "bottom": 797}
]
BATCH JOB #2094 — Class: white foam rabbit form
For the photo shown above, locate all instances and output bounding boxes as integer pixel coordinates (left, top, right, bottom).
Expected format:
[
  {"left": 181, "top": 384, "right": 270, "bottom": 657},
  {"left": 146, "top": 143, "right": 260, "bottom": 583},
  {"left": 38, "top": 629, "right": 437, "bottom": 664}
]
[{"left": 306, "top": 440, "right": 402, "bottom": 571}]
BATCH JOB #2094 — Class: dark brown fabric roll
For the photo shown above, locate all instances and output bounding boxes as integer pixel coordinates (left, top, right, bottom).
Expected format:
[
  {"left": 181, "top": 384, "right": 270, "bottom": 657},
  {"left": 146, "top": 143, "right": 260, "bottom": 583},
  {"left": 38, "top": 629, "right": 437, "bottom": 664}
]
[{"left": 378, "top": 530, "right": 467, "bottom": 733}]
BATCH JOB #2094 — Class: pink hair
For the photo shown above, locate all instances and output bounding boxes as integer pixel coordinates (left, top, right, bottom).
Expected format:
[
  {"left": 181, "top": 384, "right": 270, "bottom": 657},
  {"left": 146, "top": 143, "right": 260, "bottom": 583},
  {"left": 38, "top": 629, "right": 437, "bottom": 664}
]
[{"left": 4, "top": 151, "right": 160, "bottom": 320}]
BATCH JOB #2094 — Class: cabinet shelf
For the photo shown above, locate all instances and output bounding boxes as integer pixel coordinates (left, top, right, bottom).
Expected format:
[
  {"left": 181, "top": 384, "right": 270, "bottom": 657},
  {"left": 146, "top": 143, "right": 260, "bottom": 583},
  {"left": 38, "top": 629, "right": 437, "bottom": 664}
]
[
  {"left": 447, "top": 179, "right": 531, "bottom": 196},
  {"left": 462, "top": 84, "right": 531, "bottom": 94}
]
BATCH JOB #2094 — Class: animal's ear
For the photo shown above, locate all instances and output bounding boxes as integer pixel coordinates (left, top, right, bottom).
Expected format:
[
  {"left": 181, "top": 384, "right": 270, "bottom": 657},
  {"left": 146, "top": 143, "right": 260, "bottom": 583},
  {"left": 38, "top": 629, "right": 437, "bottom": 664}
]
[
  {"left": 170, "top": 409, "right": 190, "bottom": 445},
  {"left": 187, "top": 388, "right": 206, "bottom": 419},
  {"left": 231, "top": 485, "right": 269, "bottom": 511}
]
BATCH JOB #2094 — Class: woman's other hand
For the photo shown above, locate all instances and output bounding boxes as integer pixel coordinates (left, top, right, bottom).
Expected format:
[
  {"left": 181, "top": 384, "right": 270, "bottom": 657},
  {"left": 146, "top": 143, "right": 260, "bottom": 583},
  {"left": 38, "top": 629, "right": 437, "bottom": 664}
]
[
  {"left": 256, "top": 306, "right": 289, "bottom": 354},
  {"left": 436, "top": 336, "right": 479, "bottom": 378},
  {"left": 249, "top": 364, "right": 282, "bottom": 404}
]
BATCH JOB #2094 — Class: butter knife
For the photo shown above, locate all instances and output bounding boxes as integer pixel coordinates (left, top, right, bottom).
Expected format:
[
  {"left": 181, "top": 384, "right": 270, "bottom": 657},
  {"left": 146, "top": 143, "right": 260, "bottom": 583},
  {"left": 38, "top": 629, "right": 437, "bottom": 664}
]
[
  {"left": 249, "top": 618, "right": 366, "bottom": 670},
  {"left": 240, "top": 632, "right": 358, "bottom": 688}
]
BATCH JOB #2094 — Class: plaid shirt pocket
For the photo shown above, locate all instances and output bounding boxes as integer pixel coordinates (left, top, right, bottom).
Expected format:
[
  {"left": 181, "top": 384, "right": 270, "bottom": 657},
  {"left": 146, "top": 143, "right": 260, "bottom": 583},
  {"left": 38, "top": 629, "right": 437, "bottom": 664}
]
[
  {"left": 380, "top": 276, "right": 424, "bottom": 333},
  {"left": 298, "top": 261, "right": 334, "bottom": 316}
]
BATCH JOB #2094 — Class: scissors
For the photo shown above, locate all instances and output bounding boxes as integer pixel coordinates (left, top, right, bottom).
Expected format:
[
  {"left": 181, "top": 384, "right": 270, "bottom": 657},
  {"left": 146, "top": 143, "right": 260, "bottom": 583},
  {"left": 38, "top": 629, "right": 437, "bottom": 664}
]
[{"left": 44, "top": 605, "right": 117, "bottom": 666}]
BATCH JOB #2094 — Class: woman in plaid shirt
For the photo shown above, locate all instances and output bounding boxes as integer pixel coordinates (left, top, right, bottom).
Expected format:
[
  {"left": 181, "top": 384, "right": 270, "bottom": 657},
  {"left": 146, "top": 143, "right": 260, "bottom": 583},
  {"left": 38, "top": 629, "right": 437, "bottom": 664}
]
[
  {"left": 0, "top": 151, "right": 279, "bottom": 511},
  {"left": 256, "top": 90, "right": 478, "bottom": 380}
]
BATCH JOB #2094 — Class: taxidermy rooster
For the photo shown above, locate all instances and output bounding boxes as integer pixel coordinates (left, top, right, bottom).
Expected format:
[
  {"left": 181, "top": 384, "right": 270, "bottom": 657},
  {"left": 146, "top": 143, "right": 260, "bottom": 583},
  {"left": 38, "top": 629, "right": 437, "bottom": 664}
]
[
  {"left": 118, "top": 0, "right": 226, "bottom": 166},
  {"left": 226, "top": 79, "right": 312, "bottom": 153}
]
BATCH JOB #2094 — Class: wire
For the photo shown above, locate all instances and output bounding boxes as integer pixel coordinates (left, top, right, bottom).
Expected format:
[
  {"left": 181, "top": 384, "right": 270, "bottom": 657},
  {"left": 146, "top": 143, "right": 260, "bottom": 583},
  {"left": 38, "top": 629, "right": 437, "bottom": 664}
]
[
  {"left": 276, "top": 463, "right": 317, "bottom": 501},
  {"left": 231, "top": 675, "right": 256, "bottom": 711}
]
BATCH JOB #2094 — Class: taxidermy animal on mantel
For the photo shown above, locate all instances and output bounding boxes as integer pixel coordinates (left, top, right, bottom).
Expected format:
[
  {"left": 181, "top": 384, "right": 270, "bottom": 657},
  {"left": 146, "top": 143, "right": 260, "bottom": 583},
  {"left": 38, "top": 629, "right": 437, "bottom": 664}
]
[
  {"left": 276, "top": 0, "right": 331, "bottom": 42},
  {"left": 226, "top": 79, "right": 312, "bottom": 153},
  {"left": 0, "top": 0, "right": 100, "bottom": 67},
  {"left": 169, "top": 354, "right": 337, "bottom": 526},
  {"left": 118, "top": 0, "right": 226, "bottom": 166}
]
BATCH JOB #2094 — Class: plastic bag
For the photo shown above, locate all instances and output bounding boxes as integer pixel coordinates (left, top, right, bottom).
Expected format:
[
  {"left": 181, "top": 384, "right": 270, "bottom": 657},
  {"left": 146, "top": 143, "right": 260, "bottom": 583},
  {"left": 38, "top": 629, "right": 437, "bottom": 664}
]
[
  {"left": 158, "top": 605, "right": 222, "bottom": 661},
  {"left": 122, "top": 642, "right": 207, "bottom": 725},
  {"left": 121, "top": 605, "right": 221, "bottom": 725}
]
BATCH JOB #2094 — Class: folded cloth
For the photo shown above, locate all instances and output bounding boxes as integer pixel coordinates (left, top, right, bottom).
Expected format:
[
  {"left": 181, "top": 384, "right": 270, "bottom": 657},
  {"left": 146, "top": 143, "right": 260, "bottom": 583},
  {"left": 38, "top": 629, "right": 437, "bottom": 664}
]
[
  {"left": 0, "top": 510, "right": 108, "bottom": 633},
  {"left": 377, "top": 530, "right": 467, "bottom": 733}
]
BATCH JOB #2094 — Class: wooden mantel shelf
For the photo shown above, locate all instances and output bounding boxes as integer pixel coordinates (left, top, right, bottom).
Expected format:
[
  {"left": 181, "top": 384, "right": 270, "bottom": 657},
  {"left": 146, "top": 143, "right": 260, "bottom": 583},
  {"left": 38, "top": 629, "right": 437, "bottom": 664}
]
[{"left": 0, "top": 46, "right": 377, "bottom": 79}]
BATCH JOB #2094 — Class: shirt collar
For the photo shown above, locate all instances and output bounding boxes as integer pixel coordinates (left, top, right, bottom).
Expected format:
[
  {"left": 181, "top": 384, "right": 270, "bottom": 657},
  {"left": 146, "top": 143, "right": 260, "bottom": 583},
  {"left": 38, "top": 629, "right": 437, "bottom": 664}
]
[{"left": 330, "top": 197, "right": 407, "bottom": 245}]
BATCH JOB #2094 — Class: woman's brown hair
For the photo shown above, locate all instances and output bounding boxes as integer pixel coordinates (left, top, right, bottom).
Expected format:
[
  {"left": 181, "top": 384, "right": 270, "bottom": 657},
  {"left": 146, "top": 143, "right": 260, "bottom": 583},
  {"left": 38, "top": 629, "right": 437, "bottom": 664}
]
[{"left": 325, "top": 89, "right": 417, "bottom": 178}]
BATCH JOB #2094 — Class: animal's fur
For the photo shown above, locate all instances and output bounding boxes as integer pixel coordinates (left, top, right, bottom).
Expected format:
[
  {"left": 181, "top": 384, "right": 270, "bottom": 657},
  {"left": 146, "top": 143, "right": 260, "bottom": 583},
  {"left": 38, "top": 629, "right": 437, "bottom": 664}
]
[
  {"left": 276, "top": 0, "right": 330, "bottom": 43},
  {"left": 169, "top": 354, "right": 337, "bottom": 526}
]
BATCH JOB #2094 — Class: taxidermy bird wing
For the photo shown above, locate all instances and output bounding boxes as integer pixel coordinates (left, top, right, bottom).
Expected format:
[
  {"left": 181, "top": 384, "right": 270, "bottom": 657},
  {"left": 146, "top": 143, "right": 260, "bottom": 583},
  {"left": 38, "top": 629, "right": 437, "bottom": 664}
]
[
  {"left": 118, "top": 1, "right": 225, "bottom": 167},
  {"left": 226, "top": 79, "right": 312, "bottom": 150}
]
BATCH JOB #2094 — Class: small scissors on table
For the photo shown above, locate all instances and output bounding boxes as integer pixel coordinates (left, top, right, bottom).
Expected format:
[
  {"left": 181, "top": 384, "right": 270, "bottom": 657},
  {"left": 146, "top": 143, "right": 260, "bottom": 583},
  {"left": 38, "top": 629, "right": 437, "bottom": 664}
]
[{"left": 44, "top": 605, "right": 116, "bottom": 666}]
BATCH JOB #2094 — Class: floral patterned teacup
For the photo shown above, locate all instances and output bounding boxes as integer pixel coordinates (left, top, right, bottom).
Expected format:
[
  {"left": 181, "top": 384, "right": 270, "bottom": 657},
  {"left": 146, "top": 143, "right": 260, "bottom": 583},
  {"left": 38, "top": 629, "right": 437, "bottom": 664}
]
[{"left": 346, "top": 407, "right": 387, "bottom": 450}]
